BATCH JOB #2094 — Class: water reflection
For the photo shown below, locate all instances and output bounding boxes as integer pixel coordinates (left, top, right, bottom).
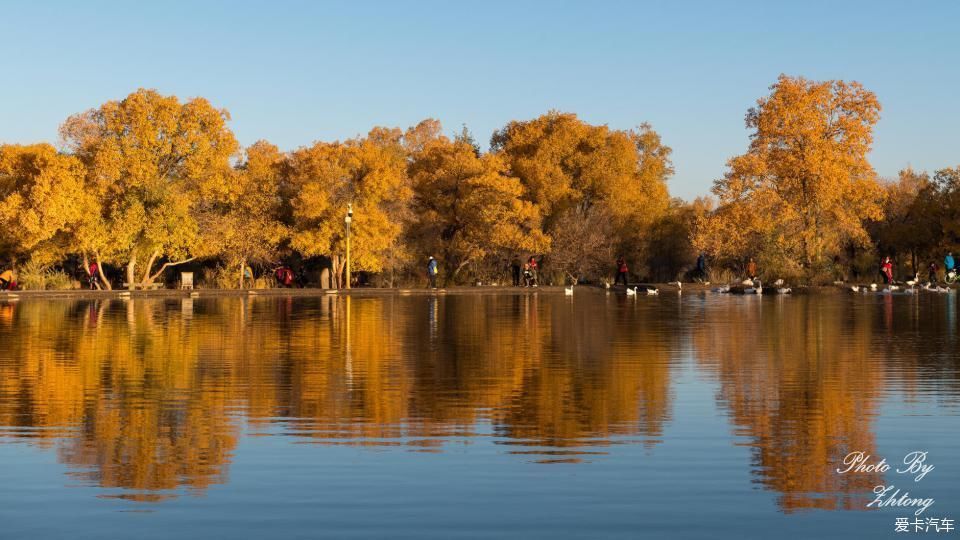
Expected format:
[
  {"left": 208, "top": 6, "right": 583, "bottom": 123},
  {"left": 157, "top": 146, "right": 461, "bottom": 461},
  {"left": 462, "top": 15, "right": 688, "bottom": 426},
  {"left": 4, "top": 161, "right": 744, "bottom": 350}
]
[{"left": 0, "top": 293, "right": 957, "bottom": 509}]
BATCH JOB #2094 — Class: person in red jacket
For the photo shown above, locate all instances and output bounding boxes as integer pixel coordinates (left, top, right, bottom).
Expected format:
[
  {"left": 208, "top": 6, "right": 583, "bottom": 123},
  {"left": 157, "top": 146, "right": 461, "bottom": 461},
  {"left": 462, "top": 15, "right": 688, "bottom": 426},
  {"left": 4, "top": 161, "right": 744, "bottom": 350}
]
[
  {"left": 615, "top": 256, "right": 629, "bottom": 288},
  {"left": 527, "top": 256, "right": 539, "bottom": 287},
  {"left": 881, "top": 257, "right": 894, "bottom": 284}
]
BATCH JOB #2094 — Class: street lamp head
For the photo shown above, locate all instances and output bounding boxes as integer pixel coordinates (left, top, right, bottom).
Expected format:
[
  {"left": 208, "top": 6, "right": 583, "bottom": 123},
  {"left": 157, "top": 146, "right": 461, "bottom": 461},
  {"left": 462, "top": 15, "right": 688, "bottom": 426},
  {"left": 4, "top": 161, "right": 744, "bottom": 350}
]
[{"left": 345, "top": 203, "right": 353, "bottom": 224}]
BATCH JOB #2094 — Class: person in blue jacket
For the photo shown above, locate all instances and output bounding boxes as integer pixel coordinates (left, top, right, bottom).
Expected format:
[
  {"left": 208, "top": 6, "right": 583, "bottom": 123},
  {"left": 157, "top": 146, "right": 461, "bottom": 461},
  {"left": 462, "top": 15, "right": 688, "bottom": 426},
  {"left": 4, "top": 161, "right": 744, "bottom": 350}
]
[
  {"left": 427, "top": 256, "right": 438, "bottom": 289},
  {"left": 945, "top": 252, "right": 955, "bottom": 273}
]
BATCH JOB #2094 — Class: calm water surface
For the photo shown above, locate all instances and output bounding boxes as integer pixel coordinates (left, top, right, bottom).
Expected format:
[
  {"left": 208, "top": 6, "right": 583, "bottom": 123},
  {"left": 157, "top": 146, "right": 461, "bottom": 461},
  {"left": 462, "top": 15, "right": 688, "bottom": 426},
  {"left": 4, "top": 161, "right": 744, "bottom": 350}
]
[{"left": 0, "top": 292, "right": 958, "bottom": 539}]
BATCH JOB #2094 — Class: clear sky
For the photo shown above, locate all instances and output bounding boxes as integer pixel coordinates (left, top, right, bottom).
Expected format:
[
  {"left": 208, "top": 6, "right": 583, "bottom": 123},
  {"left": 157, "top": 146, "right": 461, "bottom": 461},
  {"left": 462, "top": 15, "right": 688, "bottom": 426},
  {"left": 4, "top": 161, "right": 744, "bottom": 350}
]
[{"left": 1, "top": 0, "right": 957, "bottom": 200}]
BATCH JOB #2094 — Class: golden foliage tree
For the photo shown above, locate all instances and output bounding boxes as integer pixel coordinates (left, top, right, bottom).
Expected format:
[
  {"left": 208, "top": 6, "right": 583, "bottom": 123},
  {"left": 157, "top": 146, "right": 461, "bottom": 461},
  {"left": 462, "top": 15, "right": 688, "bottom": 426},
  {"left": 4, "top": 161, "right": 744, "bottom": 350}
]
[
  {"left": 701, "top": 75, "right": 885, "bottom": 278},
  {"left": 491, "top": 112, "right": 672, "bottom": 280},
  {"left": 408, "top": 130, "right": 549, "bottom": 281},
  {"left": 0, "top": 144, "right": 92, "bottom": 264},
  {"left": 200, "top": 140, "right": 288, "bottom": 287},
  {"left": 286, "top": 128, "right": 412, "bottom": 287},
  {"left": 60, "top": 89, "right": 239, "bottom": 288}
]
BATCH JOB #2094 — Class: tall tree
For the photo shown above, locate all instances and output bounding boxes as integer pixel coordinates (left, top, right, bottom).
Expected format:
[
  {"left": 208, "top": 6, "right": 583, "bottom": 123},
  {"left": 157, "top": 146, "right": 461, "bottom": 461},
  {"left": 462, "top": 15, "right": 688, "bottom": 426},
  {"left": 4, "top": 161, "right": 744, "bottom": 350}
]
[
  {"left": 60, "top": 89, "right": 239, "bottom": 288},
  {"left": 286, "top": 128, "right": 412, "bottom": 288},
  {"left": 201, "top": 141, "right": 288, "bottom": 287},
  {"left": 491, "top": 112, "right": 672, "bottom": 279},
  {"left": 934, "top": 166, "right": 960, "bottom": 248},
  {"left": 408, "top": 133, "right": 548, "bottom": 281},
  {"left": 0, "top": 144, "right": 92, "bottom": 264},
  {"left": 869, "top": 168, "right": 940, "bottom": 273},
  {"left": 703, "top": 75, "right": 885, "bottom": 278}
]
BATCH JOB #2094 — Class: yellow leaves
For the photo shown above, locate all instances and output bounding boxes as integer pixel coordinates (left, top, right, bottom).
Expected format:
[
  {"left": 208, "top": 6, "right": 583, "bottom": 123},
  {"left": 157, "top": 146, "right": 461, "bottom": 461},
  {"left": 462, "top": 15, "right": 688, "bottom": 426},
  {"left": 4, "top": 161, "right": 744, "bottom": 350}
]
[
  {"left": 408, "top": 136, "right": 549, "bottom": 275},
  {"left": 0, "top": 143, "right": 91, "bottom": 259},
  {"left": 491, "top": 112, "right": 673, "bottom": 278},
  {"left": 706, "top": 75, "right": 885, "bottom": 271},
  {"left": 287, "top": 128, "right": 412, "bottom": 273},
  {"left": 58, "top": 89, "right": 240, "bottom": 281}
]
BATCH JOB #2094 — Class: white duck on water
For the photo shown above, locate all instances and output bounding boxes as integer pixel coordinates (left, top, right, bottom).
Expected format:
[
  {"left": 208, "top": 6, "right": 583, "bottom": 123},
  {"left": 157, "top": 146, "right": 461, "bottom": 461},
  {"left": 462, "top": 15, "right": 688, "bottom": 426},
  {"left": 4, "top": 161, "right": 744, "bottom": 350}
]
[
  {"left": 626, "top": 286, "right": 637, "bottom": 296},
  {"left": 564, "top": 285, "right": 574, "bottom": 296}
]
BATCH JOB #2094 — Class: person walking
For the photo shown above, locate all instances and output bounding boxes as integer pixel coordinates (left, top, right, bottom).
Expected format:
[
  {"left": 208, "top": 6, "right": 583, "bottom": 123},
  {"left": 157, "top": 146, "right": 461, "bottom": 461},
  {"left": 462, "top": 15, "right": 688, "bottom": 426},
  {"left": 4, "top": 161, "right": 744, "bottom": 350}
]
[
  {"left": 881, "top": 257, "right": 894, "bottom": 284},
  {"left": 427, "top": 256, "right": 439, "bottom": 289},
  {"left": 511, "top": 256, "right": 521, "bottom": 287},
  {"left": 88, "top": 261, "right": 101, "bottom": 290},
  {"left": 615, "top": 256, "right": 629, "bottom": 288},
  {"left": 696, "top": 253, "right": 707, "bottom": 281}
]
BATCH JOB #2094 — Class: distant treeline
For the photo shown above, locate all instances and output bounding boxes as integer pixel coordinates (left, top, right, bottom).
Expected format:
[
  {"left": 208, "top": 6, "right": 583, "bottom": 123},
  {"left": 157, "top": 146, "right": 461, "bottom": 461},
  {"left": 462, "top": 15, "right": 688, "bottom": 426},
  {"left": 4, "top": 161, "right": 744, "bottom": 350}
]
[{"left": 1, "top": 75, "right": 957, "bottom": 289}]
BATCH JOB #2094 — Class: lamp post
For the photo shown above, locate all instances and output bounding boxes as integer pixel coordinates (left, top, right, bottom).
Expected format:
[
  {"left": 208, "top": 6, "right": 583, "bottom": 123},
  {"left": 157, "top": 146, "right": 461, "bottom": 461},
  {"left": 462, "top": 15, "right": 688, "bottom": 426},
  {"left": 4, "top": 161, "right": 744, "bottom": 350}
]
[{"left": 345, "top": 203, "right": 353, "bottom": 289}]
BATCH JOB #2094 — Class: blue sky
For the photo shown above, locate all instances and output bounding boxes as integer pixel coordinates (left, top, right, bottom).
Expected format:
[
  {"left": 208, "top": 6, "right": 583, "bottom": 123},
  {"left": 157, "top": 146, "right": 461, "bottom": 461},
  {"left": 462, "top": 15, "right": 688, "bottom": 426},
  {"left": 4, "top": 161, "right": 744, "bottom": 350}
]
[{"left": 1, "top": 0, "right": 957, "bottom": 199}]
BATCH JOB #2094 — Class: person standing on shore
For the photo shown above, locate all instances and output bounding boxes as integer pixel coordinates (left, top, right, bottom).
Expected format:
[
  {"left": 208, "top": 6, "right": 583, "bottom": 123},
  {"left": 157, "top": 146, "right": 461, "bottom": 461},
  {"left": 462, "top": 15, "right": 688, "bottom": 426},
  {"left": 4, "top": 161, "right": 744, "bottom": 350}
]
[
  {"left": 511, "top": 256, "right": 521, "bottom": 287},
  {"left": 88, "top": 261, "right": 101, "bottom": 290},
  {"left": 615, "top": 256, "right": 629, "bottom": 288},
  {"left": 427, "top": 256, "right": 438, "bottom": 289},
  {"left": 880, "top": 257, "right": 893, "bottom": 284},
  {"left": 747, "top": 257, "right": 757, "bottom": 280},
  {"left": 528, "top": 256, "right": 539, "bottom": 287},
  {"left": 945, "top": 252, "right": 955, "bottom": 274},
  {"left": 927, "top": 261, "right": 938, "bottom": 285},
  {"left": 696, "top": 253, "right": 707, "bottom": 281}
]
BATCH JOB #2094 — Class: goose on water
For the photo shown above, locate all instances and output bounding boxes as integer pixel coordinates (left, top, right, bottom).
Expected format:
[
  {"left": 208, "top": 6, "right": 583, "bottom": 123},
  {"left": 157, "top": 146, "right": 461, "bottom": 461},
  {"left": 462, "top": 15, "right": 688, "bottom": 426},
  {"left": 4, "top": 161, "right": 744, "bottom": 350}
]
[
  {"left": 564, "top": 285, "right": 574, "bottom": 296},
  {"left": 850, "top": 285, "right": 860, "bottom": 293},
  {"left": 670, "top": 281, "right": 682, "bottom": 290},
  {"left": 647, "top": 287, "right": 659, "bottom": 295},
  {"left": 870, "top": 283, "right": 878, "bottom": 291},
  {"left": 626, "top": 287, "right": 637, "bottom": 296},
  {"left": 777, "top": 287, "right": 792, "bottom": 294},
  {"left": 906, "top": 274, "right": 920, "bottom": 287},
  {"left": 712, "top": 285, "right": 731, "bottom": 293}
]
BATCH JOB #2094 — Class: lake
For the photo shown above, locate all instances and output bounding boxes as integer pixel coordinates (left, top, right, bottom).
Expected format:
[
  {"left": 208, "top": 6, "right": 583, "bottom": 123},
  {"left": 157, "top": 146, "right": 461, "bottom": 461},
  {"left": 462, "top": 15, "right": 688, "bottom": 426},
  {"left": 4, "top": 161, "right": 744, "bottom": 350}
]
[{"left": 0, "top": 291, "right": 958, "bottom": 539}]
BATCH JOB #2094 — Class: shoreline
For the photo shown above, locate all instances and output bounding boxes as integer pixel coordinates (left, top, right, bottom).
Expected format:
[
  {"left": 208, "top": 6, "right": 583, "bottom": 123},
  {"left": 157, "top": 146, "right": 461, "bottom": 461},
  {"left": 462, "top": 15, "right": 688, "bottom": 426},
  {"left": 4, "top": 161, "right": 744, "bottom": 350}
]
[{"left": 0, "top": 282, "right": 867, "bottom": 301}]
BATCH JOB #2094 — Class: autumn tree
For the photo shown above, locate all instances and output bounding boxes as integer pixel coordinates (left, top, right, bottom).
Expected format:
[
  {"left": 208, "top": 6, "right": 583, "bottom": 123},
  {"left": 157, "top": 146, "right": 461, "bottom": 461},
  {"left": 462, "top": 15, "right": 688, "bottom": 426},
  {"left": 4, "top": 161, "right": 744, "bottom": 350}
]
[
  {"left": 869, "top": 168, "right": 940, "bottom": 273},
  {"left": 60, "top": 89, "right": 239, "bottom": 289},
  {"left": 0, "top": 144, "right": 92, "bottom": 264},
  {"left": 933, "top": 166, "right": 960, "bottom": 248},
  {"left": 647, "top": 197, "right": 713, "bottom": 282},
  {"left": 200, "top": 141, "right": 288, "bottom": 288},
  {"left": 491, "top": 112, "right": 672, "bottom": 281},
  {"left": 286, "top": 128, "right": 412, "bottom": 288},
  {"left": 408, "top": 129, "right": 548, "bottom": 282},
  {"left": 702, "top": 75, "right": 885, "bottom": 280}
]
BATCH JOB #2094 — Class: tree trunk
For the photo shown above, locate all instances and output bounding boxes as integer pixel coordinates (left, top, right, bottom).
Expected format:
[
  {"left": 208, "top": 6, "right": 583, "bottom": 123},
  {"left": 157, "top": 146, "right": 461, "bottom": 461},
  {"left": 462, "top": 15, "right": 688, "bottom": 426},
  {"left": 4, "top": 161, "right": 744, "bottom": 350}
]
[
  {"left": 126, "top": 253, "right": 138, "bottom": 290},
  {"left": 95, "top": 252, "right": 111, "bottom": 290},
  {"left": 141, "top": 251, "right": 160, "bottom": 284},
  {"left": 451, "top": 258, "right": 471, "bottom": 282},
  {"left": 332, "top": 254, "right": 344, "bottom": 289},
  {"left": 239, "top": 260, "right": 245, "bottom": 290}
]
